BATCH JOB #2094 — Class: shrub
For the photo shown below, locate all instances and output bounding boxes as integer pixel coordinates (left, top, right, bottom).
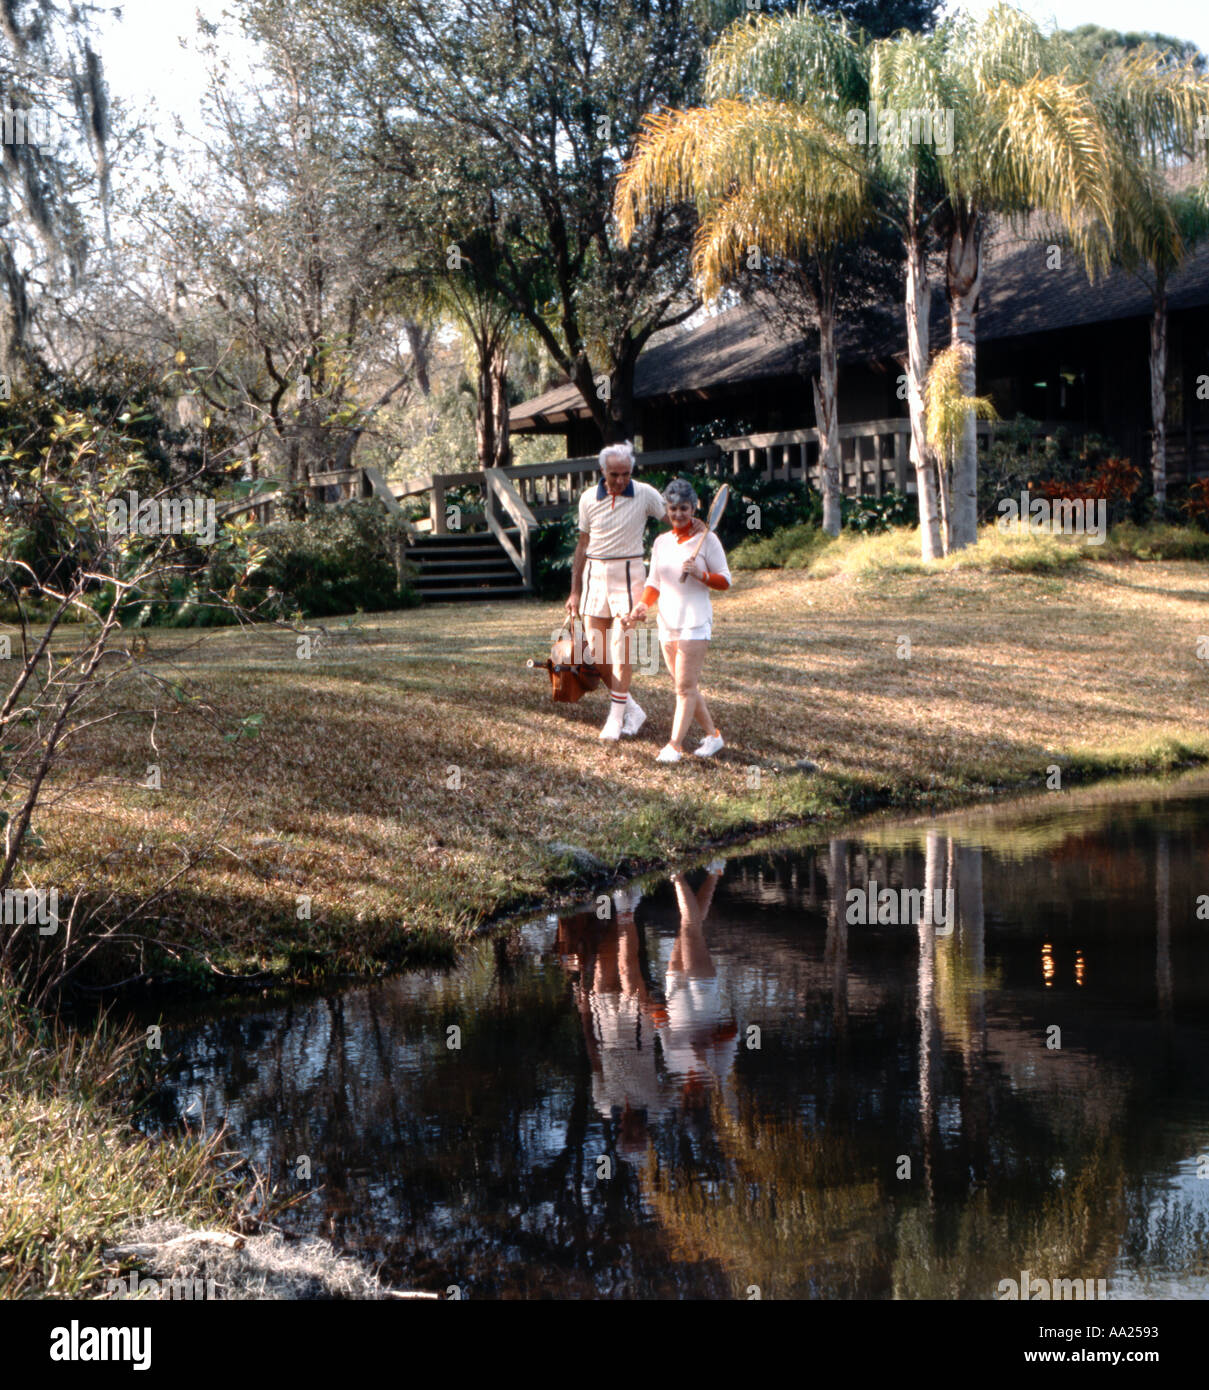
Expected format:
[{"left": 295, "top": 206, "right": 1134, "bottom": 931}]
[
  {"left": 1101, "top": 521, "right": 1209, "bottom": 561},
  {"left": 254, "top": 501, "right": 419, "bottom": 618},
  {"left": 532, "top": 510, "right": 581, "bottom": 598},
  {"left": 978, "top": 416, "right": 1127, "bottom": 522},
  {"left": 842, "top": 489, "right": 918, "bottom": 533},
  {"left": 731, "top": 524, "right": 830, "bottom": 569},
  {"left": 1183, "top": 478, "right": 1209, "bottom": 531}
]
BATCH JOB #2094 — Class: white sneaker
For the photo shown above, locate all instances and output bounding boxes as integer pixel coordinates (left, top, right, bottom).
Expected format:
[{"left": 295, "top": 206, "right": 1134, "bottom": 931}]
[
  {"left": 599, "top": 706, "right": 625, "bottom": 741},
  {"left": 621, "top": 696, "right": 646, "bottom": 736},
  {"left": 613, "top": 885, "right": 642, "bottom": 914},
  {"left": 655, "top": 743, "right": 682, "bottom": 763},
  {"left": 694, "top": 732, "right": 725, "bottom": 758}
]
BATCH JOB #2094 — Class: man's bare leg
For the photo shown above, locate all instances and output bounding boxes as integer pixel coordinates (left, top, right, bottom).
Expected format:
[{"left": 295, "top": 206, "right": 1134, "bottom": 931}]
[
  {"left": 588, "top": 615, "right": 632, "bottom": 738},
  {"left": 585, "top": 616, "right": 616, "bottom": 689}
]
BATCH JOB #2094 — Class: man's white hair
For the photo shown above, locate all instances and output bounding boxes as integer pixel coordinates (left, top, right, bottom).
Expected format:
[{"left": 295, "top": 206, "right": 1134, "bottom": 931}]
[{"left": 598, "top": 440, "right": 636, "bottom": 471}]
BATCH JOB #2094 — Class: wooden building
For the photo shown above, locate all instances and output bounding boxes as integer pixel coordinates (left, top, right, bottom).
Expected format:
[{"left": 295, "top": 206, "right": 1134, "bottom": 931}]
[{"left": 511, "top": 214, "right": 1209, "bottom": 482}]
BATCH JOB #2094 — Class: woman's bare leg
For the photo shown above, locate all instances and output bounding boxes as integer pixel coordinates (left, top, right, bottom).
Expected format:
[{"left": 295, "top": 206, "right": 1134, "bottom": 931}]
[
  {"left": 693, "top": 689, "right": 716, "bottom": 735},
  {"left": 659, "top": 637, "right": 679, "bottom": 741},
  {"left": 670, "top": 640, "right": 709, "bottom": 750}
]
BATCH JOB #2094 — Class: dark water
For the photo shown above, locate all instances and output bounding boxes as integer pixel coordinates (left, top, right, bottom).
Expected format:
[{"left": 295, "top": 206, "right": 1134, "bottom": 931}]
[{"left": 150, "top": 777, "right": 1209, "bottom": 1299}]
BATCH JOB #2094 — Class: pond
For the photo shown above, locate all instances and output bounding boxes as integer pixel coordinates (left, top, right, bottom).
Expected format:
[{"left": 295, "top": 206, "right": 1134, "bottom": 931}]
[{"left": 147, "top": 774, "right": 1209, "bottom": 1299}]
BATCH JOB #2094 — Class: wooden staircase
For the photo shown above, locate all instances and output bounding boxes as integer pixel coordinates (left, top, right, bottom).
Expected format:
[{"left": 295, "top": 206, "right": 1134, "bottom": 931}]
[{"left": 406, "top": 528, "right": 533, "bottom": 601}]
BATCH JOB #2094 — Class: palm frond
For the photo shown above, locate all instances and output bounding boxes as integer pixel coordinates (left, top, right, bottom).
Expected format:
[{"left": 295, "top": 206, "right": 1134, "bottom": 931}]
[
  {"left": 615, "top": 98, "right": 866, "bottom": 253},
  {"left": 925, "top": 343, "right": 997, "bottom": 467},
  {"left": 705, "top": 7, "right": 867, "bottom": 113}
]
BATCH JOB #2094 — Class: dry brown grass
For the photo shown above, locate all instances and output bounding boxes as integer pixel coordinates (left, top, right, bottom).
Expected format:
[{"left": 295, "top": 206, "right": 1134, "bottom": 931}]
[{"left": 18, "top": 551, "right": 1209, "bottom": 986}]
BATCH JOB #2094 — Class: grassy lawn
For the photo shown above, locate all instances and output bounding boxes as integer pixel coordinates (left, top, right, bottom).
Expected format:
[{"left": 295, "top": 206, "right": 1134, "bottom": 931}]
[
  {"left": 20, "top": 528, "right": 1209, "bottom": 990},
  {"left": 0, "top": 990, "right": 245, "bottom": 1298}
]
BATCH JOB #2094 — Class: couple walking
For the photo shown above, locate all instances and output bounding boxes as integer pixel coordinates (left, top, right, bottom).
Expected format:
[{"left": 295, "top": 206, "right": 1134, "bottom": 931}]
[{"left": 566, "top": 441, "right": 731, "bottom": 763}]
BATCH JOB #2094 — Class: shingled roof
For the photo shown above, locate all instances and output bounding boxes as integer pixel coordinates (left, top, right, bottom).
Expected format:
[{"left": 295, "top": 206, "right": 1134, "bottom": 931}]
[{"left": 512, "top": 198, "right": 1209, "bottom": 431}]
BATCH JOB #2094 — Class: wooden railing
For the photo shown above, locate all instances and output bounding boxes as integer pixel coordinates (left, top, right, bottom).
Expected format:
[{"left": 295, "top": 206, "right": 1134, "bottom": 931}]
[
  {"left": 714, "top": 421, "right": 911, "bottom": 495},
  {"left": 424, "top": 444, "right": 723, "bottom": 531},
  {"left": 214, "top": 417, "right": 1122, "bottom": 531},
  {"left": 484, "top": 468, "right": 537, "bottom": 588},
  {"left": 218, "top": 465, "right": 414, "bottom": 525}
]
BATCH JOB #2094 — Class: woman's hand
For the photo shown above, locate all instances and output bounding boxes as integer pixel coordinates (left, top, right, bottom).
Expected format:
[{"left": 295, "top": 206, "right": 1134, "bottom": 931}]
[
  {"left": 681, "top": 556, "right": 707, "bottom": 583},
  {"left": 622, "top": 601, "right": 648, "bottom": 628}
]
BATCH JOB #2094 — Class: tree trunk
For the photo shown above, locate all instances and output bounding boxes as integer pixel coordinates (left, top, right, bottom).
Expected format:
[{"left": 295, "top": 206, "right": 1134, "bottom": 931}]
[
  {"left": 475, "top": 343, "right": 496, "bottom": 471},
  {"left": 935, "top": 453, "right": 951, "bottom": 556},
  {"left": 0, "top": 242, "right": 34, "bottom": 393},
  {"left": 404, "top": 322, "right": 432, "bottom": 396},
  {"left": 572, "top": 340, "right": 638, "bottom": 446},
  {"left": 604, "top": 340, "right": 639, "bottom": 445},
  {"left": 1150, "top": 274, "right": 1168, "bottom": 518},
  {"left": 946, "top": 213, "right": 983, "bottom": 550},
  {"left": 813, "top": 273, "right": 842, "bottom": 536},
  {"left": 905, "top": 217, "right": 943, "bottom": 560},
  {"left": 489, "top": 337, "right": 512, "bottom": 469}
]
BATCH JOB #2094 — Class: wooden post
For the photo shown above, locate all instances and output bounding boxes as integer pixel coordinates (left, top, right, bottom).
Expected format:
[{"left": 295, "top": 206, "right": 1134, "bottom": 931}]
[
  {"left": 873, "top": 431, "right": 884, "bottom": 497},
  {"left": 432, "top": 478, "right": 447, "bottom": 535}
]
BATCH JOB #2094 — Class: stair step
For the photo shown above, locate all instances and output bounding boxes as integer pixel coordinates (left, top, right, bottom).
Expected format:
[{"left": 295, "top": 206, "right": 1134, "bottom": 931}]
[
  {"left": 408, "top": 529, "right": 518, "bottom": 547},
  {"left": 408, "top": 546, "right": 507, "bottom": 561},
  {"left": 414, "top": 571, "right": 519, "bottom": 587},
  {"left": 413, "top": 557, "right": 517, "bottom": 572},
  {"left": 419, "top": 585, "right": 532, "bottom": 601}
]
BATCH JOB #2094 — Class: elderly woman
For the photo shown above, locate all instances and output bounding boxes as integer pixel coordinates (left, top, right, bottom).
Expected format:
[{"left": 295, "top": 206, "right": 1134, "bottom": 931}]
[{"left": 625, "top": 479, "right": 730, "bottom": 763}]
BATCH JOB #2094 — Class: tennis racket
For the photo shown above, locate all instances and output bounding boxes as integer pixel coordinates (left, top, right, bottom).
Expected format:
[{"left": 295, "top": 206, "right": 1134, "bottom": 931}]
[{"left": 680, "top": 483, "right": 730, "bottom": 583}]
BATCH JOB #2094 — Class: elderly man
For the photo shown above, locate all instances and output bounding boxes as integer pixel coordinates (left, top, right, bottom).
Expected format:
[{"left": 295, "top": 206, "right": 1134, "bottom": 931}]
[{"left": 566, "top": 440, "right": 702, "bottom": 741}]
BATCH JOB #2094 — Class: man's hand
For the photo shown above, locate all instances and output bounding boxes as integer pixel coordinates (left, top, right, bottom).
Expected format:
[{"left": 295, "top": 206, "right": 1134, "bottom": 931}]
[
  {"left": 566, "top": 590, "right": 581, "bottom": 617},
  {"left": 689, "top": 517, "right": 707, "bottom": 536}
]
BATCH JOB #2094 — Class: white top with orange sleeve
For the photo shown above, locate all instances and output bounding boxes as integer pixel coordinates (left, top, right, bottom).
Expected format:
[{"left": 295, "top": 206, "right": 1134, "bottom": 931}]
[{"left": 645, "top": 529, "right": 730, "bottom": 632}]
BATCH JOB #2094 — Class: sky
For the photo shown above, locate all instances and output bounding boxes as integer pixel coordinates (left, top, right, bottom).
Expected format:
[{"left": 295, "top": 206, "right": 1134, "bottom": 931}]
[
  {"left": 953, "top": 0, "right": 1209, "bottom": 55},
  {"left": 92, "top": 0, "right": 1209, "bottom": 140}
]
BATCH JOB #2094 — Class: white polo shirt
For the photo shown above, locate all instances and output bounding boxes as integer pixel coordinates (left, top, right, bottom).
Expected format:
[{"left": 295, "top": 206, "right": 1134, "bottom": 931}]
[{"left": 577, "top": 478, "right": 665, "bottom": 559}]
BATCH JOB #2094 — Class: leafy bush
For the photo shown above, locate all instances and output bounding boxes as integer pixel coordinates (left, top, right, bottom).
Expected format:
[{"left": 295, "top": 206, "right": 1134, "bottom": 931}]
[
  {"left": 731, "top": 525, "right": 830, "bottom": 570},
  {"left": 841, "top": 489, "right": 918, "bottom": 533},
  {"left": 1101, "top": 521, "right": 1209, "bottom": 561},
  {"left": 97, "top": 500, "right": 420, "bottom": 625},
  {"left": 532, "top": 510, "right": 581, "bottom": 598},
  {"left": 439, "top": 482, "right": 487, "bottom": 533},
  {"left": 254, "top": 501, "right": 419, "bottom": 618},
  {"left": 1182, "top": 478, "right": 1209, "bottom": 532},
  {"left": 978, "top": 416, "right": 1133, "bottom": 522}
]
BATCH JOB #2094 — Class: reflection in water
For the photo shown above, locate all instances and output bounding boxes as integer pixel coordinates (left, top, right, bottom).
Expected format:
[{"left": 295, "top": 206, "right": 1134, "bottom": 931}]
[
  {"left": 561, "top": 866, "right": 738, "bottom": 1164},
  {"left": 148, "top": 777, "right": 1209, "bottom": 1298}
]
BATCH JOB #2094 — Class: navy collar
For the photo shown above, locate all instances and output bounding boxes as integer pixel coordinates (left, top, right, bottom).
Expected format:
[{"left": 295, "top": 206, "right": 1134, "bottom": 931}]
[{"left": 597, "top": 478, "right": 635, "bottom": 499}]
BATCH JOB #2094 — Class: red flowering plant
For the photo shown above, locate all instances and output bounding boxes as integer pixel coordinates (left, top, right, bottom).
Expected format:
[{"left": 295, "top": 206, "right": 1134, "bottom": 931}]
[
  {"left": 1035, "top": 457, "right": 1141, "bottom": 525},
  {"left": 1183, "top": 478, "right": 1209, "bottom": 531}
]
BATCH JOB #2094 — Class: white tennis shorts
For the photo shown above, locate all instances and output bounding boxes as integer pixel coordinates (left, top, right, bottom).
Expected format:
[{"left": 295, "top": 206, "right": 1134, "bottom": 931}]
[
  {"left": 658, "top": 622, "right": 712, "bottom": 642},
  {"left": 583, "top": 556, "right": 645, "bottom": 620}
]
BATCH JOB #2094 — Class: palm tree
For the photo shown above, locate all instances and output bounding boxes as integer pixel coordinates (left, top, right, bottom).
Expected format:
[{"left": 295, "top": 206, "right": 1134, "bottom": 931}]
[
  {"left": 698, "top": 5, "right": 1150, "bottom": 557},
  {"left": 615, "top": 82, "right": 870, "bottom": 535},
  {"left": 701, "top": 10, "right": 957, "bottom": 558},
  {"left": 925, "top": 343, "right": 997, "bottom": 553},
  {"left": 1071, "top": 44, "right": 1209, "bottom": 515},
  {"left": 924, "top": 7, "right": 1126, "bottom": 549}
]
